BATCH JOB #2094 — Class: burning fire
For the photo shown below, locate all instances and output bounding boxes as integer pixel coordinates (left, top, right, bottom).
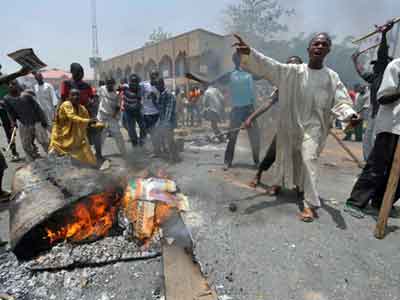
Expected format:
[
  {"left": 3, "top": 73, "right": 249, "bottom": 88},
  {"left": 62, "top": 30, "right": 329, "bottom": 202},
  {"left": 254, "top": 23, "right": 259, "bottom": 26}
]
[
  {"left": 122, "top": 178, "right": 175, "bottom": 243},
  {"left": 45, "top": 192, "right": 119, "bottom": 244}
]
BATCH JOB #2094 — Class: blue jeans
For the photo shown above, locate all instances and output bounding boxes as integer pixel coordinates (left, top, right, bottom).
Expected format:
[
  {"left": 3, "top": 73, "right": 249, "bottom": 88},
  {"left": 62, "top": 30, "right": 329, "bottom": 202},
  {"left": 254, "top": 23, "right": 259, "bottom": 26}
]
[
  {"left": 122, "top": 110, "right": 146, "bottom": 146},
  {"left": 224, "top": 105, "right": 260, "bottom": 166}
]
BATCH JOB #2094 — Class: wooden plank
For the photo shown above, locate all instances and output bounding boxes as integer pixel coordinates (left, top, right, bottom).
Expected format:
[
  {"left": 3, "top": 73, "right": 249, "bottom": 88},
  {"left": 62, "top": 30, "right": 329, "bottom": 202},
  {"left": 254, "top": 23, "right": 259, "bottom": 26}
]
[
  {"left": 329, "top": 130, "right": 364, "bottom": 168},
  {"left": 162, "top": 243, "right": 217, "bottom": 300},
  {"left": 374, "top": 140, "right": 400, "bottom": 239}
]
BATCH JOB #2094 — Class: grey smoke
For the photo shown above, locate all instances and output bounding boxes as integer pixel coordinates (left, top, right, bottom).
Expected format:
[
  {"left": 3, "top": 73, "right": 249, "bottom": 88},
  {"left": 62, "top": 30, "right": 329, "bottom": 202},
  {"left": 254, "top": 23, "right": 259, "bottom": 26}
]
[{"left": 279, "top": 0, "right": 400, "bottom": 39}]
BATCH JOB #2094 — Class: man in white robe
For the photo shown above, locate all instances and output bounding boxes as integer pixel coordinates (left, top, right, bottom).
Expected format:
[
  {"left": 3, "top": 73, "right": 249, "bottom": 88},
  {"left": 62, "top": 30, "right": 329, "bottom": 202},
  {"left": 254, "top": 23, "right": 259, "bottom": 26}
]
[
  {"left": 97, "top": 78, "right": 126, "bottom": 157},
  {"left": 33, "top": 71, "right": 58, "bottom": 129},
  {"left": 234, "top": 33, "right": 358, "bottom": 222}
]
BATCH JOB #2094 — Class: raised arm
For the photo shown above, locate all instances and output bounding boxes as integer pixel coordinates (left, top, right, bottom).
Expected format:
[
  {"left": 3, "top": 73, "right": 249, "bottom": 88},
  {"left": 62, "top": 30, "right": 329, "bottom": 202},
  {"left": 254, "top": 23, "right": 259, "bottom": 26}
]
[
  {"left": 0, "top": 67, "right": 30, "bottom": 85},
  {"left": 352, "top": 52, "right": 373, "bottom": 83}
]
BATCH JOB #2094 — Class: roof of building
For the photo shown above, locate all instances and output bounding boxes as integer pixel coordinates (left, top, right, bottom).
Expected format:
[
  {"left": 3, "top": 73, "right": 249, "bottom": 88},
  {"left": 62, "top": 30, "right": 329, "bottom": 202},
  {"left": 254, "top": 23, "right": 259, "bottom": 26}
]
[
  {"left": 103, "top": 28, "right": 226, "bottom": 63},
  {"left": 28, "top": 69, "right": 71, "bottom": 80}
]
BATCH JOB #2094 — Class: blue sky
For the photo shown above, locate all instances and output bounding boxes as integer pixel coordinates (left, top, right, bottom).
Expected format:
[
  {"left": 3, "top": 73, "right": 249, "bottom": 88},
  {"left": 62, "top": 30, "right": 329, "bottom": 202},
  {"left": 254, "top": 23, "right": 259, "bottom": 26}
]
[{"left": 1, "top": 0, "right": 399, "bottom": 74}]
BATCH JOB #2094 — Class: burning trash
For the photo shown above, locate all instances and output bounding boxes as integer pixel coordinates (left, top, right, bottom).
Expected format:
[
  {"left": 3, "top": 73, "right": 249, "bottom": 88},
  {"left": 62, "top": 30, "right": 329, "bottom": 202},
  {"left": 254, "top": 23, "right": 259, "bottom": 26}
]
[
  {"left": 9, "top": 155, "right": 189, "bottom": 261},
  {"left": 120, "top": 177, "right": 189, "bottom": 244}
]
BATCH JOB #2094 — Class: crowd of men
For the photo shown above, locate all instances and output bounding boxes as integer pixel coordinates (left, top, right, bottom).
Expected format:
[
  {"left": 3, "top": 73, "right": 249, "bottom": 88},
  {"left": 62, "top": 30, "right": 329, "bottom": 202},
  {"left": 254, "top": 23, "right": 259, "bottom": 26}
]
[{"left": 0, "top": 19, "right": 399, "bottom": 224}]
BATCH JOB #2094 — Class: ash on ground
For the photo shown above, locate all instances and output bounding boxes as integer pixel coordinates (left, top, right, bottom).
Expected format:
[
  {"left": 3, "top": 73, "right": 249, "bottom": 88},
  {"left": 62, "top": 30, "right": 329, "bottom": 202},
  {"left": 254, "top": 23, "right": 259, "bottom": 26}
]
[{"left": 0, "top": 236, "right": 163, "bottom": 300}]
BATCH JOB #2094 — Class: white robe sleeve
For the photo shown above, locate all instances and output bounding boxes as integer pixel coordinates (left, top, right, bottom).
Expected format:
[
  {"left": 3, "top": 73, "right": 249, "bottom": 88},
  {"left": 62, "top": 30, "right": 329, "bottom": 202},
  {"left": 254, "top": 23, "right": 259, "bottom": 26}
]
[
  {"left": 240, "top": 48, "right": 287, "bottom": 87},
  {"left": 330, "top": 76, "right": 356, "bottom": 121},
  {"left": 377, "top": 59, "right": 400, "bottom": 99}
]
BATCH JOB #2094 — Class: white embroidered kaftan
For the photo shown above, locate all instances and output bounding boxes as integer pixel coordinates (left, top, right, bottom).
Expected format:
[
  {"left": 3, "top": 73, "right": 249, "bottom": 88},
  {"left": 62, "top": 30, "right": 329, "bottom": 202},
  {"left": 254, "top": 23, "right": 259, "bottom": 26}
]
[{"left": 242, "top": 49, "right": 355, "bottom": 208}]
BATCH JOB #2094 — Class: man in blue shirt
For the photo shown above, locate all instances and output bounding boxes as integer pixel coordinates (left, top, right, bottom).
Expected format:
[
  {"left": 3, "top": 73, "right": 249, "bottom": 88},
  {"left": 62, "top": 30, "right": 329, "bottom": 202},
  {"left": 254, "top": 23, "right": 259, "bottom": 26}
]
[{"left": 215, "top": 53, "right": 260, "bottom": 170}]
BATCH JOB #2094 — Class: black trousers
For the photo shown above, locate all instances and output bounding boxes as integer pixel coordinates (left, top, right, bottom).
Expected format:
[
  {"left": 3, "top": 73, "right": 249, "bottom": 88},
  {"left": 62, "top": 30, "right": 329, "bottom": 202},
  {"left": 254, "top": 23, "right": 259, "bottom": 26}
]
[
  {"left": 257, "top": 136, "right": 277, "bottom": 178},
  {"left": 0, "top": 108, "right": 18, "bottom": 156},
  {"left": 224, "top": 105, "right": 260, "bottom": 166},
  {"left": 347, "top": 132, "right": 400, "bottom": 209}
]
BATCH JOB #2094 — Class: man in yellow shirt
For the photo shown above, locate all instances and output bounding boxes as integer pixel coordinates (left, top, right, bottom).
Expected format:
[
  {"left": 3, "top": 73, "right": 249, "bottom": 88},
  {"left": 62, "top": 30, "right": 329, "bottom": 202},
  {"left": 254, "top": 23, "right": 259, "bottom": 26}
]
[{"left": 49, "top": 89, "right": 104, "bottom": 166}]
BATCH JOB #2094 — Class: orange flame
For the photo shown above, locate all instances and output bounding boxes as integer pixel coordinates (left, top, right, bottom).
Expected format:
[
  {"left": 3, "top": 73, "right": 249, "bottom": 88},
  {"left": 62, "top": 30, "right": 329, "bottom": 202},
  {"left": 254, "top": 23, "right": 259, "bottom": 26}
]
[{"left": 45, "top": 192, "right": 119, "bottom": 244}]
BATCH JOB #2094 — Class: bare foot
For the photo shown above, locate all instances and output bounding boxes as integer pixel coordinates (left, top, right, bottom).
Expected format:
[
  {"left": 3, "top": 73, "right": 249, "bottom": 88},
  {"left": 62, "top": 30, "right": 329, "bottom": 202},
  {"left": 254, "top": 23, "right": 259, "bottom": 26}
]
[
  {"left": 266, "top": 185, "right": 281, "bottom": 196},
  {"left": 248, "top": 177, "right": 259, "bottom": 188}
]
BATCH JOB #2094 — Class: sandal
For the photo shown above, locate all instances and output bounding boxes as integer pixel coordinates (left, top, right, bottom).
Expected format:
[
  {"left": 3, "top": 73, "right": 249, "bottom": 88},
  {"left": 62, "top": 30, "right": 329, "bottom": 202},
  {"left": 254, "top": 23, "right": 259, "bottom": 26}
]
[{"left": 298, "top": 208, "right": 316, "bottom": 223}]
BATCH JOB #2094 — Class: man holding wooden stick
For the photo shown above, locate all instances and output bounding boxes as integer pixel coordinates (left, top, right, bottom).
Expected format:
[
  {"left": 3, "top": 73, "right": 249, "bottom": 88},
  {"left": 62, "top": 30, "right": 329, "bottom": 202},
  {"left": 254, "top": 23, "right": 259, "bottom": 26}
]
[{"left": 345, "top": 57, "right": 400, "bottom": 219}]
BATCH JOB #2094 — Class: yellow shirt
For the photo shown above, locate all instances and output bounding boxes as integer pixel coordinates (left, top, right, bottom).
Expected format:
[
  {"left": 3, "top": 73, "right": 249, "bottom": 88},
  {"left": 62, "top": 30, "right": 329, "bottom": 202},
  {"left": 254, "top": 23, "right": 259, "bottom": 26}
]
[{"left": 49, "top": 101, "right": 96, "bottom": 165}]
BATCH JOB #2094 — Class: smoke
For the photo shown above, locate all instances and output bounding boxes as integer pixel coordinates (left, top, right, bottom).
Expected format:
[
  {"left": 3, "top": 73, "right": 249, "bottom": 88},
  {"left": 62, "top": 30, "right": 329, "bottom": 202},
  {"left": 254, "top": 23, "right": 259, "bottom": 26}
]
[{"left": 280, "top": 0, "right": 400, "bottom": 40}]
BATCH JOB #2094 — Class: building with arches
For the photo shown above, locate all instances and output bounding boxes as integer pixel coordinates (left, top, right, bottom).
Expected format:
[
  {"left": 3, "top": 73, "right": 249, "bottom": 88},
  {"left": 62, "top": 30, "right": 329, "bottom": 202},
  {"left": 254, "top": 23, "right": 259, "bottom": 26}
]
[{"left": 99, "top": 29, "right": 234, "bottom": 92}]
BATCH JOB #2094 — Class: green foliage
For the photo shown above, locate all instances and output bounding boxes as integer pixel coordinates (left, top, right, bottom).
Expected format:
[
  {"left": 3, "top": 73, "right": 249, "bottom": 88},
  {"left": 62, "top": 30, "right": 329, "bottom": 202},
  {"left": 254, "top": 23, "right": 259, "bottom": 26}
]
[
  {"left": 144, "top": 27, "right": 173, "bottom": 47},
  {"left": 223, "top": 0, "right": 294, "bottom": 49}
]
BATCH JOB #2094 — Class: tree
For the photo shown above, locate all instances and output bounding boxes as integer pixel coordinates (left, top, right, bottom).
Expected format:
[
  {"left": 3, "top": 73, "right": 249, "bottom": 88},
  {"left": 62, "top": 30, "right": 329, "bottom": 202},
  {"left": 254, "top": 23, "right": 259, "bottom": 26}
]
[
  {"left": 144, "top": 27, "right": 173, "bottom": 47},
  {"left": 223, "top": 0, "right": 294, "bottom": 48}
]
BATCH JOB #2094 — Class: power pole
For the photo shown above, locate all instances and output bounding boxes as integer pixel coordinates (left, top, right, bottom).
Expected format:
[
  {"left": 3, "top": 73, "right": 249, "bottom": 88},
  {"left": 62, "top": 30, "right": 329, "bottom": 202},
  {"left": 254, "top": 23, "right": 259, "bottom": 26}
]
[{"left": 90, "top": 0, "right": 101, "bottom": 87}]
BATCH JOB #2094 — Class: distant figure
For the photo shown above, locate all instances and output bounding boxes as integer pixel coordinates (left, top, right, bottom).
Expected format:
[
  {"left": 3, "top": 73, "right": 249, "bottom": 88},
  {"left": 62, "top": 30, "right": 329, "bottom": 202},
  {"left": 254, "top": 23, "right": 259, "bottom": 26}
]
[
  {"left": 121, "top": 74, "right": 146, "bottom": 147},
  {"left": 97, "top": 78, "right": 126, "bottom": 157},
  {"left": 33, "top": 71, "right": 58, "bottom": 129},
  {"left": 50, "top": 89, "right": 103, "bottom": 166},
  {"left": 4, "top": 80, "right": 49, "bottom": 162},
  {"left": 141, "top": 71, "right": 161, "bottom": 152},
  {"left": 202, "top": 84, "right": 225, "bottom": 141},
  {"left": 154, "top": 77, "right": 179, "bottom": 162},
  {"left": 188, "top": 87, "right": 201, "bottom": 127},
  {"left": 213, "top": 52, "right": 261, "bottom": 170}
]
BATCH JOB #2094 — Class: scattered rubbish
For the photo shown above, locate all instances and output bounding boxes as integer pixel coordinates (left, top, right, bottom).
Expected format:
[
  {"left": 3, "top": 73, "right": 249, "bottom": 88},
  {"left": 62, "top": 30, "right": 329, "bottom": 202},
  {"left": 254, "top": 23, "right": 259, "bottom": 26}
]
[
  {"left": 229, "top": 203, "right": 238, "bottom": 212},
  {"left": 328, "top": 198, "right": 339, "bottom": 206},
  {"left": 225, "top": 272, "right": 234, "bottom": 282},
  {"left": 290, "top": 244, "right": 296, "bottom": 249},
  {"left": 99, "top": 159, "right": 111, "bottom": 171}
]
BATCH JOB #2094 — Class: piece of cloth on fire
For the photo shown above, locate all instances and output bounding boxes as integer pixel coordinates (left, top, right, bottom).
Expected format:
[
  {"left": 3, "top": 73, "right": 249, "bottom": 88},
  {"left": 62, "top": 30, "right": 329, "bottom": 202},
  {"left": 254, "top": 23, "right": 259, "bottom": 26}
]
[
  {"left": 49, "top": 101, "right": 96, "bottom": 166},
  {"left": 121, "top": 177, "right": 189, "bottom": 241},
  {"left": 33, "top": 82, "right": 58, "bottom": 126},
  {"left": 241, "top": 48, "right": 356, "bottom": 208},
  {"left": 97, "top": 86, "right": 126, "bottom": 155}
]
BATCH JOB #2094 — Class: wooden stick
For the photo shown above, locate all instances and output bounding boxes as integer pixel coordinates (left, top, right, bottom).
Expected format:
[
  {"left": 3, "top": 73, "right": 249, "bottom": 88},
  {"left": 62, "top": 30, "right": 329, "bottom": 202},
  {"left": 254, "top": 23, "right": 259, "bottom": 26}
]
[
  {"left": 374, "top": 140, "right": 400, "bottom": 239},
  {"left": 329, "top": 130, "right": 364, "bottom": 169},
  {"left": 352, "top": 17, "right": 400, "bottom": 44}
]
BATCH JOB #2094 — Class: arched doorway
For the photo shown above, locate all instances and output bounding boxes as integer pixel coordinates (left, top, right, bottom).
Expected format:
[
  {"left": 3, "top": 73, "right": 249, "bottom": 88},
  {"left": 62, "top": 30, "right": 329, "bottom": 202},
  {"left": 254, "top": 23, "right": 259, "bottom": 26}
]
[
  {"left": 175, "top": 52, "right": 186, "bottom": 77},
  {"left": 144, "top": 59, "right": 157, "bottom": 80},
  {"left": 134, "top": 62, "right": 144, "bottom": 80},
  {"left": 159, "top": 55, "right": 173, "bottom": 78}
]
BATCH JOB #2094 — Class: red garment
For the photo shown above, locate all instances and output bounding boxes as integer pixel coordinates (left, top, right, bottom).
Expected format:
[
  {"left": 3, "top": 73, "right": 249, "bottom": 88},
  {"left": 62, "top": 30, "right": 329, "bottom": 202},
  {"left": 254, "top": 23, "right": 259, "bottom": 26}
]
[
  {"left": 60, "top": 80, "right": 93, "bottom": 107},
  {"left": 348, "top": 90, "right": 356, "bottom": 104}
]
